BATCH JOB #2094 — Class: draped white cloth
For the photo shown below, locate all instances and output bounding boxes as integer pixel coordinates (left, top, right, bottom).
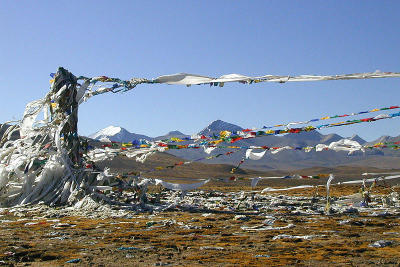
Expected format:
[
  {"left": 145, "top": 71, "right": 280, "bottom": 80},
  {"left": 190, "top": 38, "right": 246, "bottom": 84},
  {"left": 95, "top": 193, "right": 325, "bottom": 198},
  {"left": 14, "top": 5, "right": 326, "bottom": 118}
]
[
  {"left": 152, "top": 71, "right": 400, "bottom": 85},
  {"left": 245, "top": 149, "right": 267, "bottom": 160},
  {"left": 155, "top": 179, "right": 210, "bottom": 191}
]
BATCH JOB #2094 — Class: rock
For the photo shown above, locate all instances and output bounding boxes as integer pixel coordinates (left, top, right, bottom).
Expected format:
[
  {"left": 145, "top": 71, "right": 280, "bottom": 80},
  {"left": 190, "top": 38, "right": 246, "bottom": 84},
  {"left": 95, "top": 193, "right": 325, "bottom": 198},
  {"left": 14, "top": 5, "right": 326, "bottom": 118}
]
[
  {"left": 200, "top": 246, "right": 225, "bottom": 251},
  {"left": 234, "top": 215, "right": 249, "bottom": 221},
  {"left": 369, "top": 240, "right": 393, "bottom": 248},
  {"left": 66, "top": 258, "right": 81, "bottom": 263},
  {"left": 255, "top": 254, "right": 270, "bottom": 258}
]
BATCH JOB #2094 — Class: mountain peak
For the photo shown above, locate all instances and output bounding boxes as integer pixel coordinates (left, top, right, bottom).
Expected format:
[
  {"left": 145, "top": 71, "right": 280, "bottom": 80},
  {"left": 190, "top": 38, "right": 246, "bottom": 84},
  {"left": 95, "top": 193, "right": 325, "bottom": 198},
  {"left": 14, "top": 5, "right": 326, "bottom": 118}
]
[
  {"left": 89, "top": 126, "right": 123, "bottom": 138},
  {"left": 348, "top": 134, "right": 366, "bottom": 144},
  {"left": 373, "top": 135, "right": 392, "bottom": 144},
  {"left": 101, "top": 126, "right": 124, "bottom": 135},
  {"left": 198, "top": 120, "right": 243, "bottom": 135},
  {"left": 319, "top": 133, "right": 342, "bottom": 144}
]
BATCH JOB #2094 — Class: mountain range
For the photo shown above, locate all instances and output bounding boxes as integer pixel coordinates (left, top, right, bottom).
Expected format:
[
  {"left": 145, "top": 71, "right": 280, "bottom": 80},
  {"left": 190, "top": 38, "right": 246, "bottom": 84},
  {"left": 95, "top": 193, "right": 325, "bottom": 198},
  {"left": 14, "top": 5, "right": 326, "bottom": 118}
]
[
  {"left": 1, "top": 120, "right": 398, "bottom": 172},
  {"left": 88, "top": 120, "right": 400, "bottom": 170},
  {"left": 88, "top": 120, "right": 373, "bottom": 145},
  {"left": 88, "top": 120, "right": 246, "bottom": 142}
]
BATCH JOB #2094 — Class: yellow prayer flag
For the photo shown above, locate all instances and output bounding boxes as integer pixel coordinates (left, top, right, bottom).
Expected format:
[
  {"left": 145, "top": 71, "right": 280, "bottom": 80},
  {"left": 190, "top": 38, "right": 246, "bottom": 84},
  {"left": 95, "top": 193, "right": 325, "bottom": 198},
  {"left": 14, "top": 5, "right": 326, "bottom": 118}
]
[
  {"left": 210, "top": 140, "right": 223, "bottom": 145},
  {"left": 220, "top": 130, "right": 231, "bottom": 138},
  {"left": 171, "top": 137, "right": 184, "bottom": 142},
  {"left": 304, "top": 126, "right": 315, "bottom": 131},
  {"left": 331, "top": 121, "right": 345, "bottom": 126},
  {"left": 122, "top": 143, "right": 132, "bottom": 147}
]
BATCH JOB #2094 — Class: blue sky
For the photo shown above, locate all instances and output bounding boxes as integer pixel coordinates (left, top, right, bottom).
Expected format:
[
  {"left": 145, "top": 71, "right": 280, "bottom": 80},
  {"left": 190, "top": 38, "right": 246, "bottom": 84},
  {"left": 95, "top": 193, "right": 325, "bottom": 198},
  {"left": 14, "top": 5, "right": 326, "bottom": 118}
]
[{"left": 0, "top": 1, "right": 399, "bottom": 141}]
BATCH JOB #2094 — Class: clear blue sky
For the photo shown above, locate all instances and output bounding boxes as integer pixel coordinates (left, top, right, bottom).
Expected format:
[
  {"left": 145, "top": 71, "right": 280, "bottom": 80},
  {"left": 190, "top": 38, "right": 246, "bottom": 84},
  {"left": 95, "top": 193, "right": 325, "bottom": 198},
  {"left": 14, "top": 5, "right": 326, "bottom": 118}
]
[{"left": 1, "top": 1, "right": 399, "bottom": 141}]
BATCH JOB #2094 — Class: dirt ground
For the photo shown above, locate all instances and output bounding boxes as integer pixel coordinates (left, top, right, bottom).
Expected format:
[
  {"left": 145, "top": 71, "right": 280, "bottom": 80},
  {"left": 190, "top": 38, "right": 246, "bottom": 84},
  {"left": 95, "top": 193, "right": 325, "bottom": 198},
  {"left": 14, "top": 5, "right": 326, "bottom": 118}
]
[{"left": 0, "top": 181, "right": 400, "bottom": 266}]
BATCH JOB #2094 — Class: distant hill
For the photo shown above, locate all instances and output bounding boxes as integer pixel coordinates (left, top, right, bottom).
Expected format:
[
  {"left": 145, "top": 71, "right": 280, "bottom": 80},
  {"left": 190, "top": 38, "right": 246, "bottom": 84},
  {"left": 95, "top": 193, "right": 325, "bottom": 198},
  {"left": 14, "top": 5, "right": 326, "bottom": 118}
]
[
  {"left": 154, "top": 131, "right": 190, "bottom": 141},
  {"left": 367, "top": 135, "right": 400, "bottom": 145}
]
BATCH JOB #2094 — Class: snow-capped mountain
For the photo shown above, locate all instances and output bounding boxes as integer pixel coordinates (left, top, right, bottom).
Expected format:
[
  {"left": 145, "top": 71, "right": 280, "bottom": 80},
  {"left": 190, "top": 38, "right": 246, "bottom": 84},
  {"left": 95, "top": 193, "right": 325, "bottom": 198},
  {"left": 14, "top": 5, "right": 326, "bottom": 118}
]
[
  {"left": 89, "top": 126, "right": 151, "bottom": 142},
  {"left": 86, "top": 120, "right": 396, "bottom": 170},
  {"left": 164, "top": 119, "right": 391, "bottom": 170},
  {"left": 198, "top": 119, "right": 243, "bottom": 135}
]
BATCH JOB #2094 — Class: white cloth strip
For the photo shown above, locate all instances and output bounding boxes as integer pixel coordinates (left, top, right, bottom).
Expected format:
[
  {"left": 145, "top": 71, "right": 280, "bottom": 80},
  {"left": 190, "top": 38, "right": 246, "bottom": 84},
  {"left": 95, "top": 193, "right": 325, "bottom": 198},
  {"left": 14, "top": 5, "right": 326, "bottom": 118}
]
[{"left": 153, "top": 71, "right": 400, "bottom": 85}]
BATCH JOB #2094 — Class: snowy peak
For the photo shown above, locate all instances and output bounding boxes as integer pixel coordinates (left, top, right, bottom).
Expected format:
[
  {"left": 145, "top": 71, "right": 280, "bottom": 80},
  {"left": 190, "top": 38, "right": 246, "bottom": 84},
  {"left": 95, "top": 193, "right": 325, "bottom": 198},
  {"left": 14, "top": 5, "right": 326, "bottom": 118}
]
[
  {"left": 93, "top": 126, "right": 124, "bottom": 136},
  {"left": 89, "top": 126, "right": 151, "bottom": 142},
  {"left": 198, "top": 120, "right": 243, "bottom": 135}
]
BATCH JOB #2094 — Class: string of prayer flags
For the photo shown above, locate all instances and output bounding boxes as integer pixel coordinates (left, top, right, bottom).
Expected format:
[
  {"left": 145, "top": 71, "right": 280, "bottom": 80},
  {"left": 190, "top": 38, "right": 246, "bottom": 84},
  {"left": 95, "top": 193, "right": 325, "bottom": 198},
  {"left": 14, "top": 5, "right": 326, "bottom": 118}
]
[
  {"left": 152, "top": 71, "right": 400, "bottom": 86},
  {"left": 91, "top": 105, "right": 400, "bottom": 151},
  {"left": 93, "top": 139, "right": 400, "bottom": 163},
  {"left": 96, "top": 109, "right": 399, "bottom": 151},
  {"left": 249, "top": 173, "right": 331, "bottom": 188},
  {"left": 137, "top": 107, "right": 400, "bottom": 146},
  {"left": 262, "top": 105, "right": 400, "bottom": 129},
  {"left": 199, "top": 110, "right": 400, "bottom": 146},
  {"left": 73, "top": 71, "right": 400, "bottom": 101},
  {"left": 230, "top": 158, "right": 245, "bottom": 174}
]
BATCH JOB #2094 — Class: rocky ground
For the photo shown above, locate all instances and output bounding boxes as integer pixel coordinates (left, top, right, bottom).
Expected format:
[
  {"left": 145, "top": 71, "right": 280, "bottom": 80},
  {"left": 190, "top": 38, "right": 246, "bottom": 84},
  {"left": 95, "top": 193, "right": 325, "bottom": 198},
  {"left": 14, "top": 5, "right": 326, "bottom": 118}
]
[{"left": 0, "top": 178, "right": 400, "bottom": 266}]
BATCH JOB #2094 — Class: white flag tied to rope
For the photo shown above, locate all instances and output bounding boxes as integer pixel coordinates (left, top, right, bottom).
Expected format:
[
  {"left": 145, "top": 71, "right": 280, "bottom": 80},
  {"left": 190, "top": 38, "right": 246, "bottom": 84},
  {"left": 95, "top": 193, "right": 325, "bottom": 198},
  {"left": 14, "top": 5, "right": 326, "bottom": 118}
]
[
  {"left": 251, "top": 177, "right": 261, "bottom": 188},
  {"left": 152, "top": 71, "right": 400, "bottom": 86},
  {"left": 326, "top": 174, "right": 335, "bottom": 196},
  {"left": 203, "top": 146, "right": 217, "bottom": 154},
  {"left": 316, "top": 139, "right": 364, "bottom": 155},
  {"left": 246, "top": 149, "right": 267, "bottom": 160},
  {"left": 155, "top": 179, "right": 210, "bottom": 191},
  {"left": 84, "top": 70, "right": 400, "bottom": 98},
  {"left": 243, "top": 139, "right": 364, "bottom": 163}
]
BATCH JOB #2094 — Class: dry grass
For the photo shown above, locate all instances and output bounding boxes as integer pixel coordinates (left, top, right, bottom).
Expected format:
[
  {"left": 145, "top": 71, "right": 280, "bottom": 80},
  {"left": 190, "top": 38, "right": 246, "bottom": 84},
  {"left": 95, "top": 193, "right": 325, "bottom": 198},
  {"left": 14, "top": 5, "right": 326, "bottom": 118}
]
[{"left": 0, "top": 182, "right": 400, "bottom": 266}]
